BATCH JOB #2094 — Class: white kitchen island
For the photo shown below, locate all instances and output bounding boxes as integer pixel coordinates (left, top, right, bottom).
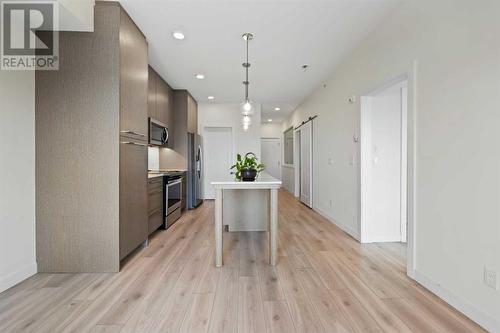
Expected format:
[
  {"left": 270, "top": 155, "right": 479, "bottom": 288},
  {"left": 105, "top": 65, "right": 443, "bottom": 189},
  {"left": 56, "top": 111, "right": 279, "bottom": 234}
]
[{"left": 211, "top": 172, "right": 282, "bottom": 267}]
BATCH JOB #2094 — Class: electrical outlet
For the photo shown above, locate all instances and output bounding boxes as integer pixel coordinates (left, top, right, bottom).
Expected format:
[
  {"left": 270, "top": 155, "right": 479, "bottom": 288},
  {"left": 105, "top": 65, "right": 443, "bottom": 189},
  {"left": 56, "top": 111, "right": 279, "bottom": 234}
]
[
  {"left": 484, "top": 267, "right": 498, "bottom": 290},
  {"left": 328, "top": 158, "right": 334, "bottom": 166}
]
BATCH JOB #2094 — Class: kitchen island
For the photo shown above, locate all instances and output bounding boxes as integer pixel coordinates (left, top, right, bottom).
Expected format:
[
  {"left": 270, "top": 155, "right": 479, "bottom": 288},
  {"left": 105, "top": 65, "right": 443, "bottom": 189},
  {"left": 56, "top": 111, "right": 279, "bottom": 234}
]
[{"left": 211, "top": 172, "right": 281, "bottom": 267}]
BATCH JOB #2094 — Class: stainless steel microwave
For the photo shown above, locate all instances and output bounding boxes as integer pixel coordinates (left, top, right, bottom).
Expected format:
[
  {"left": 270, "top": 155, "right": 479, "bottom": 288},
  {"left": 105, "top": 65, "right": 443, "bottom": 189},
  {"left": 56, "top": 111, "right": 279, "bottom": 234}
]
[{"left": 148, "top": 118, "right": 168, "bottom": 146}]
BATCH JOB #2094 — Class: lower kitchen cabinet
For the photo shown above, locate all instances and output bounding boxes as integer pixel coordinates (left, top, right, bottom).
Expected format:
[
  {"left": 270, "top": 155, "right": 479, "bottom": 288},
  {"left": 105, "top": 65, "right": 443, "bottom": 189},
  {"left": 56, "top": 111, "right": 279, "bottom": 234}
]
[
  {"left": 120, "top": 139, "right": 148, "bottom": 260},
  {"left": 148, "top": 176, "right": 165, "bottom": 234}
]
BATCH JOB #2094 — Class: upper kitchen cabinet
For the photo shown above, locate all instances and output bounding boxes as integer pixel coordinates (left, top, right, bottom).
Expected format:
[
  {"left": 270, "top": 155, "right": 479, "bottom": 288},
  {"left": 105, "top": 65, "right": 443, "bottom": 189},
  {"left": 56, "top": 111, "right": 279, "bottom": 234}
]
[
  {"left": 147, "top": 66, "right": 157, "bottom": 123},
  {"left": 173, "top": 90, "right": 198, "bottom": 135},
  {"left": 148, "top": 66, "right": 174, "bottom": 148},
  {"left": 158, "top": 76, "right": 174, "bottom": 132},
  {"left": 35, "top": 2, "right": 148, "bottom": 273},
  {"left": 120, "top": 9, "right": 148, "bottom": 140},
  {"left": 187, "top": 92, "right": 198, "bottom": 134},
  {"left": 164, "top": 90, "right": 199, "bottom": 170}
]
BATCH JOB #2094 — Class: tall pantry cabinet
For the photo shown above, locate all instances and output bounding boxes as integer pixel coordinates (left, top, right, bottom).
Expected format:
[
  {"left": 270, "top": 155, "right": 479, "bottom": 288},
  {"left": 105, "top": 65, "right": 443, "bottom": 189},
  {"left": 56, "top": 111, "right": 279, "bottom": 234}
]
[{"left": 36, "top": 2, "right": 148, "bottom": 272}]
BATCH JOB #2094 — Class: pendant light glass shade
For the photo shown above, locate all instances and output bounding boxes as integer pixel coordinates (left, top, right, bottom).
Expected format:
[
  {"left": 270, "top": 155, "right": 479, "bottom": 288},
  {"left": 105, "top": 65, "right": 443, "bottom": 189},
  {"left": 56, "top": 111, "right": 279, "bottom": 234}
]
[
  {"left": 240, "top": 99, "right": 254, "bottom": 116},
  {"left": 241, "top": 115, "right": 252, "bottom": 126}
]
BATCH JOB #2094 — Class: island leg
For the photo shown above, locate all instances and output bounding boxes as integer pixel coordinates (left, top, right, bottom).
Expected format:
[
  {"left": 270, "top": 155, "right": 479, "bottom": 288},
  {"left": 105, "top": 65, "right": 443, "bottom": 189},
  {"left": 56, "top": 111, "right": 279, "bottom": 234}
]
[
  {"left": 215, "top": 188, "right": 223, "bottom": 267},
  {"left": 269, "top": 188, "right": 278, "bottom": 266}
]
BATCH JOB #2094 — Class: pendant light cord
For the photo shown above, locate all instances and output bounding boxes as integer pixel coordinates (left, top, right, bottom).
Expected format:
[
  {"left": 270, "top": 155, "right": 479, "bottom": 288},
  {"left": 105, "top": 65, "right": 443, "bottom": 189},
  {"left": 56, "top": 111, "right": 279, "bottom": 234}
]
[
  {"left": 245, "top": 37, "right": 249, "bottom": 100},
  {"left": 242, "top": 33, "right": 251, "bottom": 102}
]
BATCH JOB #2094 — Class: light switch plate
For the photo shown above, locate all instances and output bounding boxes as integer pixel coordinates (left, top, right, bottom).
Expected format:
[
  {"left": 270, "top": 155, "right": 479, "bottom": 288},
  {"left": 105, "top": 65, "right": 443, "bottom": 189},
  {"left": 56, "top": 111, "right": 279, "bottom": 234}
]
[{"left": 484, "top": 267, "right": 498, "bottom": 290}]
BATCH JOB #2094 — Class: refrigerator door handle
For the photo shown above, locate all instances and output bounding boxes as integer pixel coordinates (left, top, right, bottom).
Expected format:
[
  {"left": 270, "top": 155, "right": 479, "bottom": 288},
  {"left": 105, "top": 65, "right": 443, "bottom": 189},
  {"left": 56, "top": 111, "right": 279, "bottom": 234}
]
[{"left": 197, "top": 145, "right": 202, "bottom": 179}]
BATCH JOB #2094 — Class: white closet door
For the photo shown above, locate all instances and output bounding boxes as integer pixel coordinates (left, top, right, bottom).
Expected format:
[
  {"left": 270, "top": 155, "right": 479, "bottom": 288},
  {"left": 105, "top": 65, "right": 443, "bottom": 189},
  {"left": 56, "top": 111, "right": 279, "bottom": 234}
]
[
  {"left": 261, "top": 138, "right": 281, "bottom": 180},
  {"left": 300, "top": 121, "right": 313, "bottom": 207}
]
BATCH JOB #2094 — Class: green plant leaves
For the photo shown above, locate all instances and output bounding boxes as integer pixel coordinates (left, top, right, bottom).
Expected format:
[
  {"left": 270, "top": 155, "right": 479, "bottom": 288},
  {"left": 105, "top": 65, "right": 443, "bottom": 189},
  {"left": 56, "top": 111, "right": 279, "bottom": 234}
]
[{"left": 229, "top": 152, "right": 266, "bottom": 179}]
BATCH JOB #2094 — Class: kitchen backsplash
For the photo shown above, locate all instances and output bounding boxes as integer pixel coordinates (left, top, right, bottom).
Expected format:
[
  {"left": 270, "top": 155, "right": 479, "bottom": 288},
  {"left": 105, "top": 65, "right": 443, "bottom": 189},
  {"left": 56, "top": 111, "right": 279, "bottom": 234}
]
[
  {"left": 159, "top": 147, "right": 187, "bottom": 170},
  {"left": 148, "top": 147, "right": 160, "bottom": 170}
]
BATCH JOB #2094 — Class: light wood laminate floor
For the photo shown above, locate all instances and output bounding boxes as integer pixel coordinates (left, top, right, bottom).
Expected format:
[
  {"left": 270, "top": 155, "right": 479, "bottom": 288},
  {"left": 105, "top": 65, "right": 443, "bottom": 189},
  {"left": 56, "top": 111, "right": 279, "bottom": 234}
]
[{"left": 0, "top": 190, "right": 485, "bottom": 333}]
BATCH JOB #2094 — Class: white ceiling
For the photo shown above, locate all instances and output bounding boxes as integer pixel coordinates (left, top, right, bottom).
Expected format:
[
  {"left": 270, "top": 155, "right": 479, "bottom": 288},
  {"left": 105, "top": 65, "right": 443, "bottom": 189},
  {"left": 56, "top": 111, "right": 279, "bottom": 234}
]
[{"left": 120, "top": 0, "right": 403, "bottom": 123}]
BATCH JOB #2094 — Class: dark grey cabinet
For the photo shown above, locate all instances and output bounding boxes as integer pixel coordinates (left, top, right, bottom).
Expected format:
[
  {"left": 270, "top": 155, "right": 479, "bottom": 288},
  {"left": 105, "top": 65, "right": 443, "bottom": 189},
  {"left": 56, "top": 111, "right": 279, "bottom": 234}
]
[
  {"left": 170, "top": 90, "right": 199, "bottom": 171},
  {"left": 148, "top": 66, "right": 174, "bottom": 148},
  {"left": 147, "top": 67, "right": 157, "bottom": 122},
  {"left": 118, "top": 4, "right": 149, "bottom": 260},
  {"left": 120, "top": 140, "right": 148, "bottom": 259},
  {"left": 187, "top": 93, "right": 198, "bottom": 134},
  {"left": 120, "top": 10, "right": 148, "bottom": 140},
  {"left": 148, "top": 176, "right": 164, "bottom": 234}
]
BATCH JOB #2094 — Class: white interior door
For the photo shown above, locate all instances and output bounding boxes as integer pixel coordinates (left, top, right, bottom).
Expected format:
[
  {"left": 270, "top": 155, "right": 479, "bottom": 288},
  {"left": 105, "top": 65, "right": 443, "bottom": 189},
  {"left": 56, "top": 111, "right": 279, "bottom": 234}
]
[
  {"left": 299, "top": 121, "right": 313, "bottom": 207},
  {"left": 361, "top": 80, "right": 407, "bottom": 243},
  {"left": 203, "top": 127, "right": 232, "bottom": 199},
  {"left": 261, "top": 138, "right": 281, "bottom": 180}
]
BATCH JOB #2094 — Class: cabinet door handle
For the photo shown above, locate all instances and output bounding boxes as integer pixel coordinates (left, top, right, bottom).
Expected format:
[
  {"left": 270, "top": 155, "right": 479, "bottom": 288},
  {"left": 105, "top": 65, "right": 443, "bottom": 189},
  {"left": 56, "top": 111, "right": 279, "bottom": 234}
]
[
  {"left": 121, "top": 130, "right": 146, "bottom": 137},
  {"left": 121, "top": 141, "right": 147, "bottom": 147}
]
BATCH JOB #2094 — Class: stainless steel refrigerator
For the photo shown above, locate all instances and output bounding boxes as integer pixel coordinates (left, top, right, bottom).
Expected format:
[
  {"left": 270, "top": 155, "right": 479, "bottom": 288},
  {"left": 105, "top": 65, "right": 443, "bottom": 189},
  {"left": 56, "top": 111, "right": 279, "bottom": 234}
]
[{"left": 188, "top": 133, "right": 203, "bottom": 209}]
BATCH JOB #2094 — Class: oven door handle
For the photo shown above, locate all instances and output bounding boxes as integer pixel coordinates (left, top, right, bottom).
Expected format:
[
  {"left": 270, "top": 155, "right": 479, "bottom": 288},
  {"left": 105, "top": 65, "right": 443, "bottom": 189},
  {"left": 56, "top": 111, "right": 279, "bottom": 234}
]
[{"left": 167, "top": 179, "right": 182, "bottom": 187}]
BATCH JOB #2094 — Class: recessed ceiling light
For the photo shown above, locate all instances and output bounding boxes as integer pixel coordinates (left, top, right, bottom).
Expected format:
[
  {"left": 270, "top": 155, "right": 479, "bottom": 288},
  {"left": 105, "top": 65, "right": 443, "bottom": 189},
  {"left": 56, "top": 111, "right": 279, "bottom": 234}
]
[
  {"left": 195, "top": 74, "right": 205, "bottom": 80},
  {"left": 208, "top": 96, "right": 215, "bottom": 100},
  {"left": 274, "top": 107, "right": 281, "bottom": 111},
  {"left": 268, "top": 119, "right": 273, "bottom": 122},
  {"left": 172, "top": 31, "right": 185, "bottom": 40}
]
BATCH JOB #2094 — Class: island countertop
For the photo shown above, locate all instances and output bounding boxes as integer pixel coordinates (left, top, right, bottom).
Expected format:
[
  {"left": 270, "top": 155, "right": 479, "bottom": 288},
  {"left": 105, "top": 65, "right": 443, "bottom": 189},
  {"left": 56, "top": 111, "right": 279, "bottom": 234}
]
[{"left": 211, "top": 172, "right": 281, "bottom": 189}]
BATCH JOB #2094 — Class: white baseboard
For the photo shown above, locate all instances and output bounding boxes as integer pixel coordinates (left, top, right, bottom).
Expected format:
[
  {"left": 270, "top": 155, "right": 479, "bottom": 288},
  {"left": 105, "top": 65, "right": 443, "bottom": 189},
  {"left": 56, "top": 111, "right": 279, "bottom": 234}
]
[
  {"left": 0, "top": 262, "right": 37, "bottom": 293},
  {"left": 361, "top": 235, "right": 403, "bottom": 243},
  {"left": 414, "top": 270, "right": 500, "bottom": 333},
  {"left": 313, "top": 205, "right": 360, "bottom": 241}
]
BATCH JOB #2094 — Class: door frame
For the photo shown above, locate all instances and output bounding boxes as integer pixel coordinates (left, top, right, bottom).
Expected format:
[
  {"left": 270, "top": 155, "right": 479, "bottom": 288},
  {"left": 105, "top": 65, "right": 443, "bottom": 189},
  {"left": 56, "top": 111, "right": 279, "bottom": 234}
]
[
  {"left": 260, "top": 137, "right": 282, "bottom": 180},
  {"left": 358, "top": 62, "right": 417, "bottom": 278}
]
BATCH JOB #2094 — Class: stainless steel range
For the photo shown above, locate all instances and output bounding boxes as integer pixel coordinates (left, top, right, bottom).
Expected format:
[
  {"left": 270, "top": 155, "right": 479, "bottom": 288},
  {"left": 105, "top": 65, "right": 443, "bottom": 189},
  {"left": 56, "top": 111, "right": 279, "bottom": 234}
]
[{"left": 165, "top": 173, "right": 182, "bottom": 228}]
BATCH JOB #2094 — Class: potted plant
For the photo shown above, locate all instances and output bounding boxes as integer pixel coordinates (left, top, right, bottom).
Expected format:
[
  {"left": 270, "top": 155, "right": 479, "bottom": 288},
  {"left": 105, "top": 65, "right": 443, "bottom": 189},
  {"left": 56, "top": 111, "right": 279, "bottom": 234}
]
[{"left": 230, "top": 152, "right": 265, "bottom": 181}]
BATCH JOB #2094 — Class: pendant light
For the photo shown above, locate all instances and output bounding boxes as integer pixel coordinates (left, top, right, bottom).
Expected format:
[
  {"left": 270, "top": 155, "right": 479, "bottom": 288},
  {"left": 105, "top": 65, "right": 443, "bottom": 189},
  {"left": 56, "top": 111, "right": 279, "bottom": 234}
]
[{"left": 241, "top": 33, "right": 254, "bottom": 131}]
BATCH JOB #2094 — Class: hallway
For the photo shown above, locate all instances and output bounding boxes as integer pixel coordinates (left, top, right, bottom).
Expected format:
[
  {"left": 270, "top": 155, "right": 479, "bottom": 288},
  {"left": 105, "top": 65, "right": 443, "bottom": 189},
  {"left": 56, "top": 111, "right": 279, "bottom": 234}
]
[{"left": 0, "top": 190, "right": 484, "bottom": 332}]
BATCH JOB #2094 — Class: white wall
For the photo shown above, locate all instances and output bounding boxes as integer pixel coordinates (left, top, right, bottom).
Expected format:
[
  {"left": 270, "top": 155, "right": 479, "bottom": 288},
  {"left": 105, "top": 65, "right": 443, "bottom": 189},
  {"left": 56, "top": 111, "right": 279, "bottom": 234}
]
[
  {"left": 281, "top": 165, "right": 295, "bottom": 194},
  {"left": 198, "top": 103, "right": 261, "bottom": 198},
  {"left": 261, "top": 123, "right": 282, "bottom": 138},
  {"left": 282, "top": 0, "right": 500, "bottom": 330},
  {"left": 0, "top": 70, "right": 37, "bottom": 292},
  {"left": 59, "top": 0, "right": 95, "bottom": 32}
]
